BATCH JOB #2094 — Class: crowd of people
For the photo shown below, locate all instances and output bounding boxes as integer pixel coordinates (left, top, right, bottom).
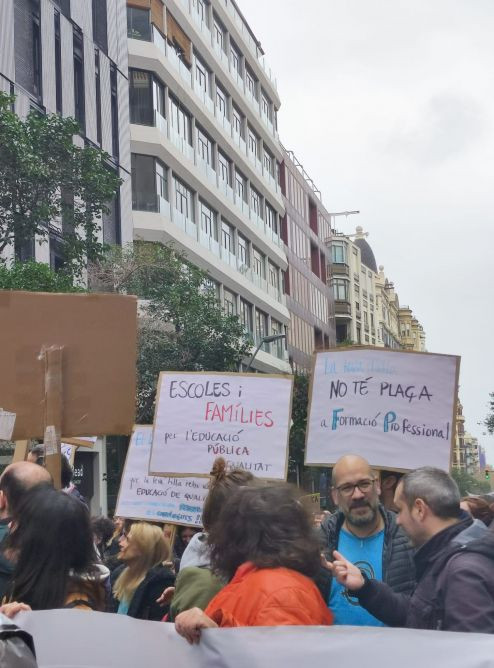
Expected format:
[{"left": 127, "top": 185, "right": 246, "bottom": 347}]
[{"left": 0, "top": 449, "right": 493, "bottom": 645}]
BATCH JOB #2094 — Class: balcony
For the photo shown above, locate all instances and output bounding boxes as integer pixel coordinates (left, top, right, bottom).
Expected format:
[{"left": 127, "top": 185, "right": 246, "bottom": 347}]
[
  {"left": 331, "top": 262, "right": 350, "bottom": 276},
  {"left": 334, "top": 301, "right": 352, "bottom": 317}
]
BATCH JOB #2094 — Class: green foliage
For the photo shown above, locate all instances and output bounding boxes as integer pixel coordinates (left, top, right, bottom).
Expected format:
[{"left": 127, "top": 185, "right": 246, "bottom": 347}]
[
  {"left": 90, "top": 243, "right": 251, "bottom": 423},
  {"left": 0, "top": 260, "right": 80, "bottom": 292},
  {"left": 485, "top": 392, "right": 494, "bottom": 435},
  {"left": 288, "top": 374, "right": 309, "bottom": 481},
  {"left": 451, "top": 468, "right": 491, "bottom": 496},
  {"left": 0, "top": 92, "right": 121, "bottom": 277}
]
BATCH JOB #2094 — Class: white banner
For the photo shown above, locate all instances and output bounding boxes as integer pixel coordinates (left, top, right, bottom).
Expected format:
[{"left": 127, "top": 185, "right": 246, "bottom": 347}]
[
  {"left": 306, "top": 349, "right": 459, "bottom": 470},
  {"left": 149, "top": 372, "right": 293, "bottom": 479},
  {"left": 115, "top": 426, "right": 209, "bottom": 526},
  {"left": 15, "top": 609, "right": 494, "bottom": 668}
]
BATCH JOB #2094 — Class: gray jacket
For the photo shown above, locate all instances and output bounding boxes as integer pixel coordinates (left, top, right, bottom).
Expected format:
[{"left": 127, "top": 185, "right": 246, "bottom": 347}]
[{"left": 319, "top": 505, "right": 415, "bottom": 596}]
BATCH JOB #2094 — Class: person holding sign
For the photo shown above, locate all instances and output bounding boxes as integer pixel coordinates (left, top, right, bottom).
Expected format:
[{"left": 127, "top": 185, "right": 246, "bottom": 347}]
[
  {"left": 174, "top": 484, "right": 333, "bottom": 642},
  {"left": 319, "top": 455, "right": 415, "bottom": 626},
  {"left": 328, "top": 468, "right": 494, "bottom": 633}
]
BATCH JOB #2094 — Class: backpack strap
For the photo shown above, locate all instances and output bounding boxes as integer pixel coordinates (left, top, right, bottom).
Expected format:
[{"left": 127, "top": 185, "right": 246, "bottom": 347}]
[{"left": 63, "top": 598, "right": 97, "bottom": 610}]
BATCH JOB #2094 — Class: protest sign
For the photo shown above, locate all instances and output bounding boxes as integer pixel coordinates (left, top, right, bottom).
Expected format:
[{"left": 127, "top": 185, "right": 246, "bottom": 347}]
[
  {"left": 305, "top": 348, "right": 460, "bottom": 471},
  {"left": 116, "top": 426, "right": 209, "bottom": 526},
  {"left": 299, "top": 492, "right": 321, "bottom": 514},
  {"left": 149, "top": 372, "right": 293, "bottom": 479},
  {"left": 61, "top": 443, "right": 76, "bottom": 465},
  {"left": 16, "top": 609, "right": 494, "bottom": 668}
]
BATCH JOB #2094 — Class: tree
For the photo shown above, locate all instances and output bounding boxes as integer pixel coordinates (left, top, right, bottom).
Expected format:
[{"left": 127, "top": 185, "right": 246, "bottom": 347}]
[
  {"left": 288, "top": 374, "right": 309, "bottom": 484},
  {"left": 451, "top": 468, "right": 491, "bottom": 496},
  {"left": 485, "top": 392, "right": 494, "bottom": 435},
  {"left": 0, "top": 92, "right": 121, "bottom": 277},
  {"left": 90, "top": 243, "right": 252, "bottom": 423},
  {"left": 0, "top": 260, "right": 81, "bottom": 292}
]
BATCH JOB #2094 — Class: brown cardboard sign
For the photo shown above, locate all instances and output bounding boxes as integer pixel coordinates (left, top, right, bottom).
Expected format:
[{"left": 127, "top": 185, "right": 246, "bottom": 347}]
[
  {"left": 299, "top": 493, "right": 321, "bottom": 514},
  {"left": 0, "top": 290, "right": 137, "bottom": 439}
]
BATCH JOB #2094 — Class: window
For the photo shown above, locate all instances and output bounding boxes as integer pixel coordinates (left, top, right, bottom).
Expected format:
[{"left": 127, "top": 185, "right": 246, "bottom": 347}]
[
  {"left": 332, "top": 278, "right": 349, "bottom": 301},
  {"left": 245, "top": 66, "right": 257, "bottom": 99},
  {"left": 256, "top": 309, "right": 267, "bottom": 341},
  {"left": 174, "top": 177, "right": 194, "bottom": 220},
  {"left": 240, "top": 299, "right": 253, "bottom": 334},
  {"left": 364, "top": 311, "right": 369, "bottom": 326},
  {"left": 73, "top": 30, "right": 85, "bottom": 131},
  {"left": 232, "top": 104, "right": 244, "bottom": 138},
  {"left": 156, "top": 162, "right": 167, "bottom": 202},
  {"left": 193, "top": 0, "right": 209, "bottom": 26},
  {"left": 268, "top": 262, "right": 279, "bottom": 289},
  {"left": 102, "top": 185, "right": 121, "bottom": 245},
  {"left": 169, "top": 96, "right": 192, "bottom": 144},
  {"left": 218, "top": 150, "right": 231, "bottom": 185},
  {"left": 131, "top": 154, "right": 165, "bottom": 212},
  {"left": 371, "top": 313, "right": 375, "bottom": 329},
  {"left": 153, "top": 77, "right": 165, "bottom": 117},
  {"left": 216, "top": 84, "right": 228, "bottom": 119},
  {"left": 253, "top": 247, "right": 265, "bottom": 278},
  {"left": 195, "top": 55, "right": 210, "bottom": 96},
  {"left": 230, "top": 41, "right": 242, "bottom": 77},
  {"left": 129, "top": 69, "right": 153, "bottom": 125},
  {"left": 250, "top": 187, "right": 262, "bottom": 217},
  {"left": 95, "top": 50, "right": 102, "bottom": 144},
  {"left": 237, "top": 234, "right": 249, "bottom": 267},
  {"left": 32, "top": 7, "right": 42, "bottom": 99},
  {"left": 263, "top": 148, "right": 274, "bottom": 176},
  {"left": 331, "top": 242, "right": 347, "bottom": 264},
  {"left": 247, "top": 126, "right": 258, "bottom": 158},
  {"left": 213, "top": 15, "right": 225, "bottom": 52},
  {"left": 14, "top": 0, "right": 42, "bottom": 100},
  {"left": 221, "top": 221, "right": 234, "bottom": 254},
  {"left": 200, "top": 199, "right": 216, "bottom": 238},
  {"left": 265, "top": 204, "right": 277, "bottom": 234},
  {"left": 54, "top": 11, "right": 62, "bottom": 113},
  {"left": 127, "top": 6, "right": 151, "bottom": 41},
  {"left": 196, "top": 125, "right": 214, "bottom": 167},
  {"left": 92, "top": 0, "right": 108, "bottom": 53},
  {"left": 235, "top": 169, "right": 247, "bottom": 202},
  {"left": 110, "top": 65, "right": 119, "bottom": 158},
  {"left": 261, "top": 90, "right": 272, "bottom": 120},
  {"left": 223, "top": 289, "right": 237, "bottom": 316}
]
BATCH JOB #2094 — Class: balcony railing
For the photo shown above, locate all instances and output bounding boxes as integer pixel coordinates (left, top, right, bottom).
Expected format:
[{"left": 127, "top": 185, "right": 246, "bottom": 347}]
[{"left": 334, "top": 301, "right": 352, "bottom": 315}]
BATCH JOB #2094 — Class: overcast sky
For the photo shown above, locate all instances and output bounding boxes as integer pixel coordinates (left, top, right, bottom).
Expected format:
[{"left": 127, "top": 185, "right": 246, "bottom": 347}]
[{"left": 240, "top": 0, "right": 494, "bottom": 462}]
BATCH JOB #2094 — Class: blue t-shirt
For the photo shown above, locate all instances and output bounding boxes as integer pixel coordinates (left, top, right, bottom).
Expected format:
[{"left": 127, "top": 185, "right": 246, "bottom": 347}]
[
  {"left": 117, "top": 599, "right": 130, "bottom": 615},
  {"left": 329, "top": 528, "right": 386, "bottom": 627}
]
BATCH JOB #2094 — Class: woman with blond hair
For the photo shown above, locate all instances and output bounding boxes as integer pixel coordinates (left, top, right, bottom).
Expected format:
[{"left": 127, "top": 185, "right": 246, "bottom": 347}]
[{"left": 111, "top": 522, "right": 174, "bottom": 620}]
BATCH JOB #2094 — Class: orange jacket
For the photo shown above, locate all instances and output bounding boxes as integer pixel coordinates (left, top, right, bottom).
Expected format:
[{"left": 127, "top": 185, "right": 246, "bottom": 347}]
[{"left": 205, "top": 562, "right": 333, "bottom": 627}]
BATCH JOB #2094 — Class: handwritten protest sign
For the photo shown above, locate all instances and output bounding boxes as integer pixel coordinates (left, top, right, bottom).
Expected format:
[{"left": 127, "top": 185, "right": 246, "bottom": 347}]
[
  {"left": 299, "top": 492, "right": 321, "bottom": 514},
  {"left": 305, "top": 348, "right": 460, "bottom": 471},
  {"left": 149, "top": 372, "right": 293, "bottom": 479},
  {"left": 116, "top": 426, "right": 209, "bottom": 526}
]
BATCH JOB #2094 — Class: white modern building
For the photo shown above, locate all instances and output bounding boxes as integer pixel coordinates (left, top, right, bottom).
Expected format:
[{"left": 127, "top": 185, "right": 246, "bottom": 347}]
[
  {"left": 127, "top": 0, "right": 291, "bottom": 373},
  {"left": 0, "top": 0, "right": 133, "bottom": 264}
]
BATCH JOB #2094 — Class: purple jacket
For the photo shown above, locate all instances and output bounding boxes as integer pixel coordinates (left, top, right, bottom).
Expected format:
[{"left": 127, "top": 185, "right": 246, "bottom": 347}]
[{"left": 355, "top": 517, "right": 494, "bottom": 633}]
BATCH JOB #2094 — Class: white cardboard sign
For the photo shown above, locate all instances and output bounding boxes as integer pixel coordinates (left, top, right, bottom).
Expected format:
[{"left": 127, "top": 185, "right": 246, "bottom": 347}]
[
  {"left": 116, "top": 426, "right": 209, "bottom": 526},
  {"left": 305, "top": 349, "right": 459, "bottom": 471},
  {"left": 149, "top": 372, "right": 293, "bottom": 479}
]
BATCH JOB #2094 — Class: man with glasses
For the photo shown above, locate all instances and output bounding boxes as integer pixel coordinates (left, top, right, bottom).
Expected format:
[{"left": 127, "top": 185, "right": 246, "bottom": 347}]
[{"left": 320, "top": 455, "right": 415, "bottom": 626}]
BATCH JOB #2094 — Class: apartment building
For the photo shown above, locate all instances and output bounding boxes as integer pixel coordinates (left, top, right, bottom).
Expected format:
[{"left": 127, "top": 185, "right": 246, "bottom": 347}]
[
  {"left": 0, "top": 0, "right": 132, "bottom": 264},
  {"left": 330, "top": 226, "right": 426, "bottom": 350},
  {"left": 279, "top": 147, "right": 335, "bottom": 372},
  {"left": 126, "top": 0, "right": 291, "bottom": 373}
]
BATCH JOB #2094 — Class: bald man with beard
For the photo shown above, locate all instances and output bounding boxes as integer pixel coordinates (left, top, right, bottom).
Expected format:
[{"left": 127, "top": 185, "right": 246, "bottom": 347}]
[
  {"left": 0, "top": 461, "right": 53, "bottom": 598},
  {"left": 320, "top": 455, "right": 415, "bottom": 626}
]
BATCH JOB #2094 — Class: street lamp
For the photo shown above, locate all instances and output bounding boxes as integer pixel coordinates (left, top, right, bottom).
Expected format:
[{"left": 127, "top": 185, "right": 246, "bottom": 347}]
[{"left": 245, "top": 333, "right": 286, "bottom": 372}]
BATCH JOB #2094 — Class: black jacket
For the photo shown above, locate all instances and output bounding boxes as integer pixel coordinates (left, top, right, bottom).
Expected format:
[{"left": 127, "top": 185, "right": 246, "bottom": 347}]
[
  {"left": 356, "top": 517, "right": 494, "bottom": 633},
  {"left": 318, "top": 506, "right": 415, "bottom": 600},
  {"left": 111, "top": 565, "right": 175, "bottom": 621},
  {"left": 0, "top": 551, "right": 14, "bottom": 602}
]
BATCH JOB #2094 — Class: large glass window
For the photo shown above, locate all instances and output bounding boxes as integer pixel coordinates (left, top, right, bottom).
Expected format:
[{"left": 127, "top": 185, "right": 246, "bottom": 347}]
[
  {"left": 221, "top": 221, "right": 234, "bottom": 254},
  {"left": 110, "top": 64, "right": 119, "bottom": 158},
  {"left": 213, "top": 14, "right": 225, "bottom": 51},
  {"left": 95, "top": 50, "right": 102, "bottom": 144},
  {"left": 256, "top": 309, "right": 267, "bottom": 341},
  {"left": 263, "top": 148, "right": 274, "bottom": 176},
  {"left": 331, "top": 242, "right": 347, "bottom": 264},
  {"left": 92, "top": 0, "right": 108, "bottom": 52},
  {"left": 261, "top": 90, "right": 272, "bottom": 120},
  {"left": 127, "top": 6, "right": 151, "bottom": 41},
  {"left": 218, "top": 150, "right": 231, "bottom": 185},
  {"left": 223, "top": 289, "right": 237, "bottom": 316},
  {"left": 253, "top": 247, "right": 265, "bottom": 278},
  {"left": 237, "top": 234, "right": 249, "bottom": 267},
  {"left": 200, "top": 199, "right": 216, "bottom": 238},
  {"left": 268, "top": 262, "right": 279, "bottom": 290},
  {"left": 54, "top": 12, "right": 62, "bottom": 113},
  {"left": 156, "top": 162, "right": 167, "bottom": 202},
  {"left": 235, "top": 169, "right": 247, "bottom": 202},
  {"left": 129, "top": 69, "right": 152, "bottom": 125},
  {"left": 169, "top": 96, "right": 192, "bottom": 144},
  {"left": 265, "top": 204, "right": 277, "bottom": 233},
  {"left": 131, "top": 154, "right": 166, "bottom": 212},
  {"left": 230, "top": 41, "right": 242, "bottom": 78},
  {"left": 332, "top": 278, "right": 349, "bottom": 301},
  {"left": 250, "top": 187, "right": 262, "bottom": 218},
  {"left": 247, "top": 126, "right": 258, "bottom": 158},
  {"left": 196, "top": 125, "right": 214, "bottom": 167},
  {"left": 73, "top": 30, "right": 85, "bottom": 131},
  {"left": 240, "top": 299, "right": 253, "bottom": 334},
  {"left": 195, "top": 55, "right": 210, "bottom": 96},
  {"left": 216, "top": 84, "right": 228, "bottom": 119},
  {"left": 245, "top": 66, "right": 257, "bottom": 99},
  {"left": 14, "top": 0, "right": 42, "bottom": 100},
  {"left": 174, "top": 177, "right": 194, "bottom": 220},
  {"left": 232, "top": 104, "right": 244, "bottom": 138}
]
